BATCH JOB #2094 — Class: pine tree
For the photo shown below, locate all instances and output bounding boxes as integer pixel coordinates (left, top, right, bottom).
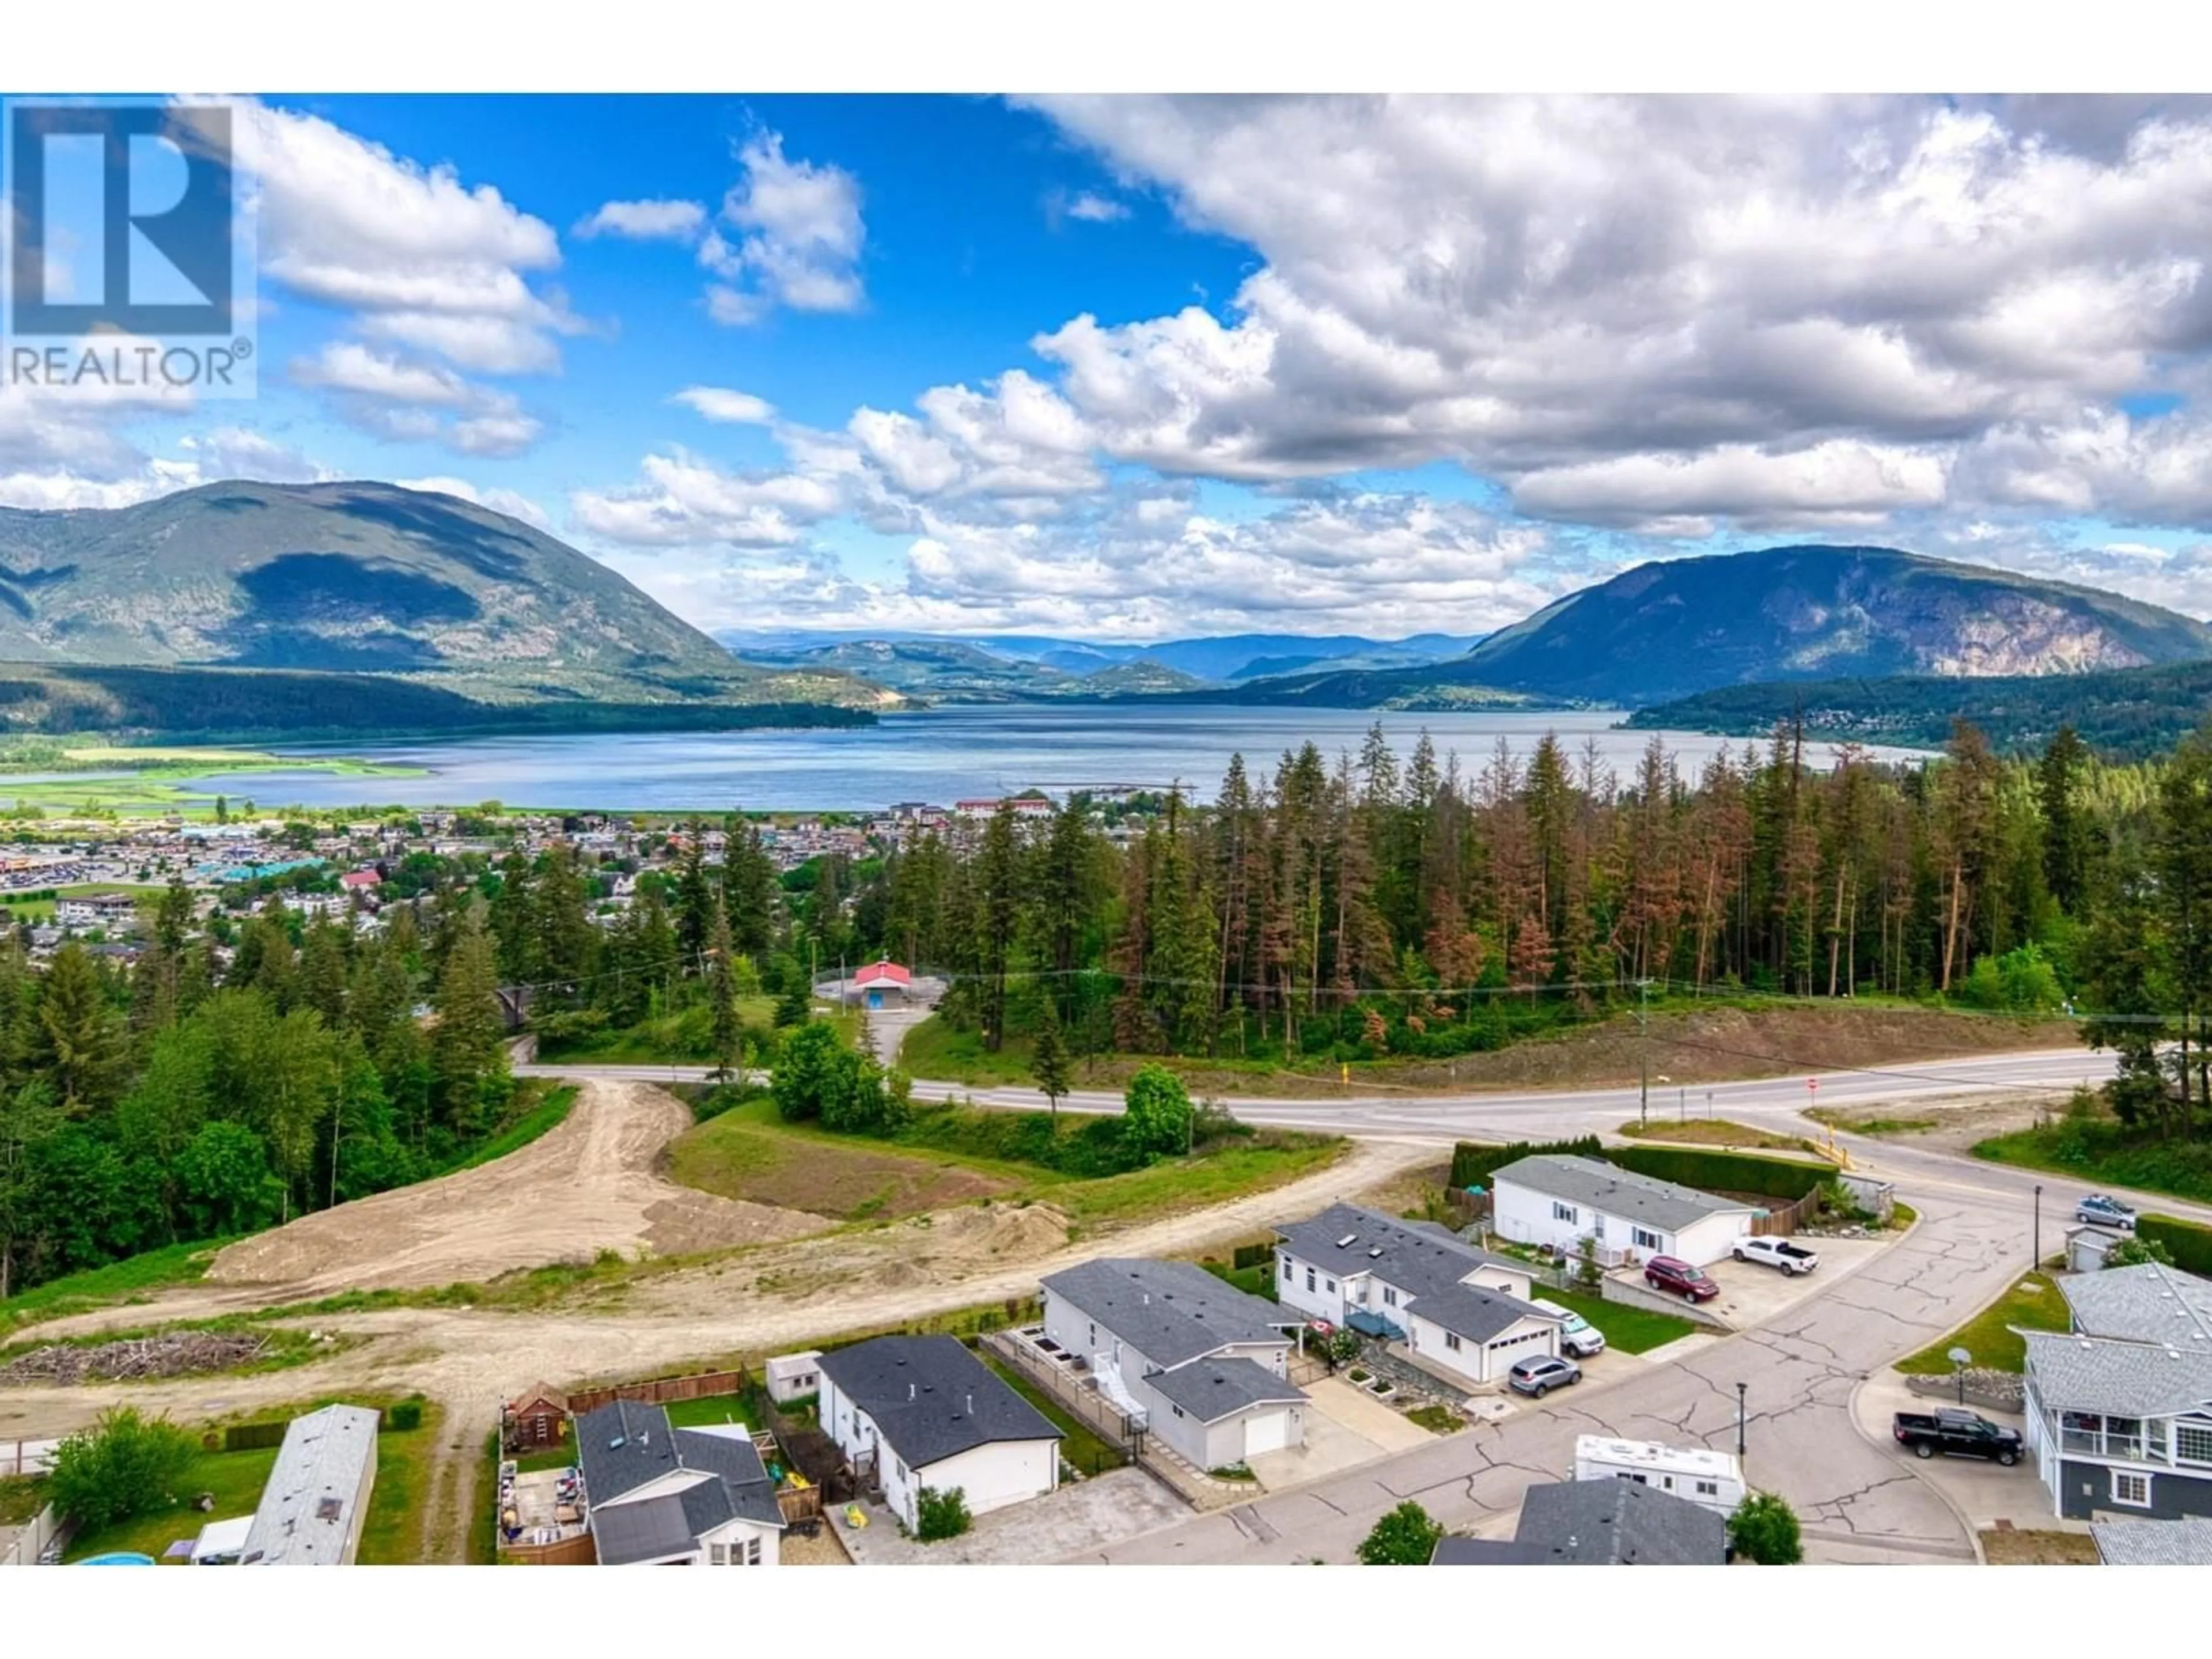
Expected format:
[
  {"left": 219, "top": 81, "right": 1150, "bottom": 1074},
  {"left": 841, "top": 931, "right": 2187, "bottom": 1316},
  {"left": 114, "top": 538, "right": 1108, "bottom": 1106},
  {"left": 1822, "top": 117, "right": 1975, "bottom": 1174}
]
[
  {"left": 30, "top": 942, "right": 124, "bottom": 1114},
  {"left": 707, "top": 896, "right": 742, "bottom": 1082},
  {"left": 1029, "top": 999, "right": 1071, "bottom": 1119},
  {"left": 430, "top": 904, "right": 509, "bottom": 1140}
]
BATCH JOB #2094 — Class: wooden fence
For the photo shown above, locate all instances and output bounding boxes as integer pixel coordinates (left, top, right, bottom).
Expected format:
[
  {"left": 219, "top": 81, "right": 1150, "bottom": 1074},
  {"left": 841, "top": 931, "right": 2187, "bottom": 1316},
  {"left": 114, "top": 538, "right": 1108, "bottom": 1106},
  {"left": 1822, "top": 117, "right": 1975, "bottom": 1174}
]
[
  {"left": 1747, "top": 1190, "right": 1824, "bottom": 1237},
  {"left": 566, "top": 1368, "right": 751, "bottom": 1415},
  {"left": 498, "top": 1531, "right": 597, "bottom": 1567}
]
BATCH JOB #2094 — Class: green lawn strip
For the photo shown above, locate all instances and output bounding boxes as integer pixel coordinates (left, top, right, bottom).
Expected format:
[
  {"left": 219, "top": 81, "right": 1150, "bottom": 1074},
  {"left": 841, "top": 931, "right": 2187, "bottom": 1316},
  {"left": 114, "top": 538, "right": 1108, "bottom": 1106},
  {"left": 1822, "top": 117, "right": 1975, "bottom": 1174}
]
[
  {"left": 1617, "top": 1118, "right": 1830, "bottom": 1156},
  {"left": 976, "top": 1355, "right": 1124, "bottom": 1475},
  {"left": 472, "top": 1432, "right": 502, "bottom": 1565},
  {"left": 1, "top": 1475, "right": 47, "bottom": 1524},
  {"left": 509, "top": 1445, "right": 576, "bottom": 1474},
  {"left": 1051, "top": 1137, "right": 1343, "bottom": 1231},
  {"left": 0, "top": 1237, "right": 232, "bottom": 1339},
  {"left": 1889, "top": 1201, "right": 1920, "bottom": 1229},
  {"left": 1541, "top": 1287, "right": 1697, "bottom": 1355},
  {"left": 354, "top": 1400, "right": 441, "bottom": 1566},
  {"left": 1895, "top": 1275, "right": 2070, "bottom": 1376},
  {"left": 445, "top": 1084, "right": 577, "bottom": 1173},
  {"left": 1403, "top": 1404, "right": 1464, "bottom": 1435}
]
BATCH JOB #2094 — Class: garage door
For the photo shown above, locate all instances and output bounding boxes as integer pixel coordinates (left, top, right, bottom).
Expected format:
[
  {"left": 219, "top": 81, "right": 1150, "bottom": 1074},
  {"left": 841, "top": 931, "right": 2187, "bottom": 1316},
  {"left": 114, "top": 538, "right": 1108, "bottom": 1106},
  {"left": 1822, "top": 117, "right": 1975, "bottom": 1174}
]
[{"left": 1243, "top": 1410, "right": 1291, "bottom": 1458}]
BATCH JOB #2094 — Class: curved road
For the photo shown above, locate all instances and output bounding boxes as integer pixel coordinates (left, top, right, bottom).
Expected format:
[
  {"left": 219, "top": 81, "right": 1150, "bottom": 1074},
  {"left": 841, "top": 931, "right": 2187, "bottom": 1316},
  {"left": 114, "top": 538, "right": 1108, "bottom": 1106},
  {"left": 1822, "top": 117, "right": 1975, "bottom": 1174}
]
[{"left": 524, "top": 1045, "right": 2202, "bottom": 1563}]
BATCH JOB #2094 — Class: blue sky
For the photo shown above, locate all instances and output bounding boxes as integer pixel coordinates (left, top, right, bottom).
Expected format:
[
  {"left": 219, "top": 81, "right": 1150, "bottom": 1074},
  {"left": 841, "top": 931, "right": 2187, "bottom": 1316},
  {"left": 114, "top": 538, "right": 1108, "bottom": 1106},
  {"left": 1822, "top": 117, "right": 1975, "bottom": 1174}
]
[{"left": 16, "top": 93, "right": 2212, "bottom": 638}]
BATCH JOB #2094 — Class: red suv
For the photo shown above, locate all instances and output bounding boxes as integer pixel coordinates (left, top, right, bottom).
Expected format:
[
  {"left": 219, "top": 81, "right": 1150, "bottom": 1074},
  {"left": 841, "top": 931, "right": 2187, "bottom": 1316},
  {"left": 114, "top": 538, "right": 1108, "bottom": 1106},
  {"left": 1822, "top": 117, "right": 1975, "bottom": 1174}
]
[{"left": 1645, "top": 1255, "right": 1720, "bottom": 1302}]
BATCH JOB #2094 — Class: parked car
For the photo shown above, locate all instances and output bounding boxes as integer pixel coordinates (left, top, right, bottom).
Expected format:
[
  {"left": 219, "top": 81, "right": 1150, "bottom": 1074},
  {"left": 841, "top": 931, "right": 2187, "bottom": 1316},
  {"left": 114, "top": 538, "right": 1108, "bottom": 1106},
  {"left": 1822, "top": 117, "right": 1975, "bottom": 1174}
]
[
  {"left": 1891, "top": 1408, "right": 2024, "bottom": 1465},
  {"left": 1507, "top": 1355, "right": 1582, "bottom": 1398},
  {"left": 1732, "top": 1237, "right": 1821, "bottom": 1276},
  {"left": 2075, "top": 1194, "right": 2138, "bottom": 1231},
  {"left": 1531, "top": 1299, "right": 1607, "bottom": 1358},
  {"left": 1644, "top": 1255, "right": 1721, "bottom": 1302}
]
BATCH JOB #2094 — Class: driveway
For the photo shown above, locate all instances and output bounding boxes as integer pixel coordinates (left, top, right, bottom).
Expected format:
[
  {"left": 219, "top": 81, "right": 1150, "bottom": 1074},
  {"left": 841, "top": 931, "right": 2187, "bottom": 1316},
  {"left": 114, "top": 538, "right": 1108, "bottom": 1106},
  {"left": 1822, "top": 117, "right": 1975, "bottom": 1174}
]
[
  {"left": 1247, "top": 1376, "right": 1431, "bottom": 1491},
  {"left": 1635, "top": 1235, "right": 1897, "bottom": 1330},
  {"left": 1851, "top": 1372, "right": 2061, "bottom": 1541},
  {"left": 836, "top": 1467, "right": 1188, "bottom": 1565}
]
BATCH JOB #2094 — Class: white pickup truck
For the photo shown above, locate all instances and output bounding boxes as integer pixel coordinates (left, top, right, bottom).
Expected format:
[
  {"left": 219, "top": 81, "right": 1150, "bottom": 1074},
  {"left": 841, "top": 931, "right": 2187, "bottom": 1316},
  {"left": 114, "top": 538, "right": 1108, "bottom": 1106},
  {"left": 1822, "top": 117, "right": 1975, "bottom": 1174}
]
[{"left": 1731, "top": 1236, "right": 1821, "bottom": 1275}]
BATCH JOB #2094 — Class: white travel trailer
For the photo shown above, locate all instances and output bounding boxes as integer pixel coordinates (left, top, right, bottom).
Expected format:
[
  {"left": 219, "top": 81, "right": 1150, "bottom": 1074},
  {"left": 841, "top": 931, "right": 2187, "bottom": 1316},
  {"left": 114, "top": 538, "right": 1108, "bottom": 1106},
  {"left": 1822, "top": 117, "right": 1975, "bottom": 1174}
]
[{"left": 1571, "top": 1434, "right": 1746, "bottom": 1516}]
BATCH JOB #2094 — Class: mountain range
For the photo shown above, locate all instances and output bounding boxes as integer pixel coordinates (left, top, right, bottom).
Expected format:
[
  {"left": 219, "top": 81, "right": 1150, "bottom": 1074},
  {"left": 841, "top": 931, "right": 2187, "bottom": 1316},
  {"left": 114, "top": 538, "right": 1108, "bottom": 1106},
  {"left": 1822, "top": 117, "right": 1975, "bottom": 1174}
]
[{"left": 0, "top": 482, "right": 884, "bottom": 735}]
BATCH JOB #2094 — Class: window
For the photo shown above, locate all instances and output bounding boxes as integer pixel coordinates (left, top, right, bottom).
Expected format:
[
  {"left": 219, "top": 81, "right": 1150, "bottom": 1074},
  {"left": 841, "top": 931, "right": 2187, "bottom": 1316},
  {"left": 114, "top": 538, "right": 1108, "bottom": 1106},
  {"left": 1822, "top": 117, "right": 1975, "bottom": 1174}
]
[
  {"left": 1592, "top": 1216, "right": 1607, "bottom": 1239},
  {"left": 1306, "top": 1268, "right": 1316, "bottom": 1292},
  {"left": 1325, "top": 1278, "right": 1336, "bottom": 1293},
  {"left": 1172, "top": 1405, "right": 1185, "bottom": 1418},
  {"left": 1551, "top": 1202, "right": 1578, "bottom": 1224},
  {"left": 2112, "top": 1470, "right": 2153, "bottom": 1508},
  {"left": 1382, "top": 1287, "right": 1397, "bottom": 1307},
  {"left": 1633, "top": 1228, "right": 1661, "bottom": 1252},
  {"left": 896, "top": 1460, "right": 907, "bottom": 1481},
  {"left": 2178, "top": 1421, "right": 2212, "bottom": 1466},
  {"left": 1281, "top": 1255, "right": 1293, "bottom": 1279},
  {"left": 1695, "top": 1480, "right": 1719, "bottom": 1497},
  {"left": 1445, "top": 1333, "right": 1462, "bottom": 1351}
]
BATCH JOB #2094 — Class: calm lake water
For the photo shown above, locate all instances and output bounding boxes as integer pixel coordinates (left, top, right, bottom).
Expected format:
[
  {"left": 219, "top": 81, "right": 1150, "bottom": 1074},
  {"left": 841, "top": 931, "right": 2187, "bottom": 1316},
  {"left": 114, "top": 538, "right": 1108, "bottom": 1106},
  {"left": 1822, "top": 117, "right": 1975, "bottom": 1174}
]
[{"left": 179, "top": 706, "right": 1929, "bottom": 813}]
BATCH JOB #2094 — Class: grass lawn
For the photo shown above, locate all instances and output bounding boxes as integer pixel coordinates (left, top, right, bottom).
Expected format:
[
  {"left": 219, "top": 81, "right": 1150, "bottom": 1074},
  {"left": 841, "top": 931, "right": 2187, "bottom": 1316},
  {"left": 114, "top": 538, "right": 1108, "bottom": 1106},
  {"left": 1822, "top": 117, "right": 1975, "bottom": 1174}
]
[
  {"left": 662, "top": 1388, "right": 771, "bottom": 1430},
  {"left": 1973, "top": 1118, "right": 2212, "bottom": 1207},
  {"left": 1199, "top": 1260, "right": 1277, "bottom": 1299},
  {"left": 63, "top": 1445, "right": 280, "bottom": 1562},
  {"left": 1896, "top": 1275, "right": 2071, "bottom": 1376},
  {"left": 668, "top": 1092, "right": 1344, "bottom": 1236},
  {"left": 510, "top": 1445, "right": 575, "bottom": 1474},
  {"left": 1, "top": 1475, "right": 46, "bottom": 1525},
  {"left": 899, "top": 1017, "right": 1041, "bottom": 1086},
  {"left": 1808, "top": 1108, "right": 1940, "bottom": 1137},
  {"left": 1403, "top": 1404, "right": 1464, "bottom": 1435},
  {"left": 978, "top": 1355, "right": 1127, "bottom": 1476},
  {"left": 1619, "top": 1118, "right": 1833, "bottom": 1157},
  {"left": 1541, "top": 1287, "right": 1698, "bottom": 1354},
  {"left": 355, "top": 1402, "right": 441, "bottom": 1566},
  {"left": 1, "top": 1237, "right": 231, "bottom": 1339}
]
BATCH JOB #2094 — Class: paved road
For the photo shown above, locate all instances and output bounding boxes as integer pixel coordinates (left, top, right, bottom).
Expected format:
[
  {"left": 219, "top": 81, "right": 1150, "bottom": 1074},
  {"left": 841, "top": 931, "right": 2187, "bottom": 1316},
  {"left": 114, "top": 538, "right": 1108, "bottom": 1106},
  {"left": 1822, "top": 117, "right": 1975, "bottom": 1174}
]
[
  {"left": 519, "top": 1043, "right": 2149, "bottom": 1564},
  {"left": 522, "top": 1045, "right": 2114, "bottom": 1143}
]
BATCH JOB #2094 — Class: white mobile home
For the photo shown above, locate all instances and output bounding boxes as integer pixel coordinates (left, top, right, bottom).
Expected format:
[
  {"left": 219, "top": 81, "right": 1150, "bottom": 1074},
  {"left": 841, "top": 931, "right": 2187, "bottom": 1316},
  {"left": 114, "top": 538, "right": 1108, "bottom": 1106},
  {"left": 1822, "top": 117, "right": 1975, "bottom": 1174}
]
[
  {"left": 1572, "top": 1435, "right": 1747, "bottom": 1515},
  {"left": 1274, "top": 1203, "right": 1564, "bottom": 1390},
  {"left": 816, "top": 1334, "right": 1060, "bottom": 1531},
  {"left": 240, "top": 1404, "right": 381, "bottom": 1566},
  {"left": 1490, "top": 1155, "right": 1759, "bottom": 1267},
  {"left": 1041, "top": 1257, "right": 1306, "bottom": 1469}
]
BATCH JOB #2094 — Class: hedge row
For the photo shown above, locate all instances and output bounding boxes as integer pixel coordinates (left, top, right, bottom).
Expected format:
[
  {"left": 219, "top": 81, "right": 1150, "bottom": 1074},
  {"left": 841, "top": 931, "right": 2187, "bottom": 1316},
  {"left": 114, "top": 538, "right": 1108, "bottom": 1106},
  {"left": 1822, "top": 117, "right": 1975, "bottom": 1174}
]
[
  {"left": 2139, "top": 1214, "right": 2212, "bottom": 1277},
  {"left": 1606, "top": 1143, "right": 1833, "bottom": 1202},
  {"left": 1449, "top": 1136, "right": 1603, "bottom": 1190}
]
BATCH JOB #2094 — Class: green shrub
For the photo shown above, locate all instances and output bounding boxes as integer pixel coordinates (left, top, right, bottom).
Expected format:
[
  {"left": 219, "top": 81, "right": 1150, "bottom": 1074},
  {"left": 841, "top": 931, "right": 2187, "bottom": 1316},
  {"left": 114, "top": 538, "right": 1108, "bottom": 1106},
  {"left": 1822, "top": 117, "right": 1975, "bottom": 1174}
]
[
  {"left": 1728, "top": 1491, "right": 1803, "bottom": 1565},
  {"left": 1231, "top": 1241, "right": 1274, "bottom": 1271},
  {"left": 1357, "top": 1500, "right": 1444, "bottom": 1565},
  {"left": 1449, "top": 1135, "right": 1603, "bottom": 1190},
  {"left": 2140, "top": 1214, "right": 2212, "bottom": 1277},
  {"left": 387, "top": 1399, "right": 424, "bottom": 1431},
  {"left": 915, "top": 1485, "right": 971, "bottom": 1542},
  {"left": 48, "top": 1407, "right": 199, "bottom": 1531},
  {"left": 1607, "top": 1143, "right": 1831, "bottom": 1202}
]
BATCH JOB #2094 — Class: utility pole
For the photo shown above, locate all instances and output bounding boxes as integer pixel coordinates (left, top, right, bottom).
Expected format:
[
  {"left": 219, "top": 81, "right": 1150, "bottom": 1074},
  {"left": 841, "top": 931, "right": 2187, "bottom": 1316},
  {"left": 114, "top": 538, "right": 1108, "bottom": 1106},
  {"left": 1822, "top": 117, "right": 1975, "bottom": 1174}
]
[
  {"left": 1736, "top": 1381, "right": 1748, "bottom": 1457},
  {"left": 2033, "top": 1184, "right": 2043, "bottom": 1271},
  {"left": 1637, "top": 979, "right": 1653, "bottom": 1127}
]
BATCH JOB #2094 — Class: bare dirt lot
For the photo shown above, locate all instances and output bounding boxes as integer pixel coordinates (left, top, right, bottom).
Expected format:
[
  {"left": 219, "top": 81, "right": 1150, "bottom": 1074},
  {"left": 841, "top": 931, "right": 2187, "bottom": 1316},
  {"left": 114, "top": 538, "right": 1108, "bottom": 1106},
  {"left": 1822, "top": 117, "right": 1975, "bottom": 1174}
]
[
  {"left": 1979, "top": 1527, "right": 2100, "bottom": 1565},
  {"left": 208, "top": 1080, "right": 827, "bottom": 1295},
  {"left": 1059, "top": 1005, "right": 2077, "bottom": 1098},
  {"left": 1810, "top": 1092, "right": 2054, "bottom": 1156}
]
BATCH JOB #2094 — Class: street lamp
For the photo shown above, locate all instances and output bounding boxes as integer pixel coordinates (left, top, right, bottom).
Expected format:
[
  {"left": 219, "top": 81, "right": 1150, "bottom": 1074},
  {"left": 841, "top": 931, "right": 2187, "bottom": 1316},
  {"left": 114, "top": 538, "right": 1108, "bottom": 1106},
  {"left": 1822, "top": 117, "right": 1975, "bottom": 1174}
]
[
  {"left": 1735, "top": 1381, "right": 1748, "bottom": 1457},
  {"left": 1948, "top": 1346, "right": 1973, "bottom": 1408},
  {"left": 2033, "top": 1183, "right": 2044, "bottom": 1271}
]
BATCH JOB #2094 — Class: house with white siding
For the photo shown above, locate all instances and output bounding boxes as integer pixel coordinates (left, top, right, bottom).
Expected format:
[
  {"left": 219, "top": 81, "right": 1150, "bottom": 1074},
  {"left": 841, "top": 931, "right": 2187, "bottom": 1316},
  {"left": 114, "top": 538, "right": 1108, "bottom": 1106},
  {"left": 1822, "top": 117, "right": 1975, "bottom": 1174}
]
[
  {"left": 1274, "top": 1203, "right": 1565, "bottom": 1389},
  {"left": 1489, "top": 1155, "right": 1759, "bottom": 1267},
  {"left": 817, "top": 1334, "right": 1061, "bottom": 1531},
  {"left": 1041, "top": 1257, "right": 1307, "bottom": 1469}
]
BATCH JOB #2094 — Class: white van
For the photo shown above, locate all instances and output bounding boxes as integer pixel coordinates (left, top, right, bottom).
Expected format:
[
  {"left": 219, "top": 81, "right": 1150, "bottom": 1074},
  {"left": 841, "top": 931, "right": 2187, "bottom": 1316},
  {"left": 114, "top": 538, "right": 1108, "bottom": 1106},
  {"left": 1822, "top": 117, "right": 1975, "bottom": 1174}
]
[{"left": 1531, "top": 1298, "right": 1606, "bottom": 1358}]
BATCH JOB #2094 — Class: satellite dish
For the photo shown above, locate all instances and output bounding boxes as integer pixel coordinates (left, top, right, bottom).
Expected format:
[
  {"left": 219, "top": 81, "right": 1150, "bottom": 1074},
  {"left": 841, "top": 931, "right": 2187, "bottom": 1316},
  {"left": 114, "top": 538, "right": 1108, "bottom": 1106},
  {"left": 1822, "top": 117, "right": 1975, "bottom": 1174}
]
[{"left": 1948, "top": 1346, "right": 1972, "bottom": 1366}]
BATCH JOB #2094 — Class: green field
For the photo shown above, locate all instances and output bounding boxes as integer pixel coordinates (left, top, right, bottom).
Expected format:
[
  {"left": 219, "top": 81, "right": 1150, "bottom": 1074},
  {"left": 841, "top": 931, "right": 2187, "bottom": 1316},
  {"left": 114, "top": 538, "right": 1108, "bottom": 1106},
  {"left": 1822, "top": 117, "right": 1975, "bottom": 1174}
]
[
  {"left": 0, "top": 749, "right": 419, "bottom": 820},
  {"left": 0, "top": 1238, "right": 231, "bottom": 1339}
]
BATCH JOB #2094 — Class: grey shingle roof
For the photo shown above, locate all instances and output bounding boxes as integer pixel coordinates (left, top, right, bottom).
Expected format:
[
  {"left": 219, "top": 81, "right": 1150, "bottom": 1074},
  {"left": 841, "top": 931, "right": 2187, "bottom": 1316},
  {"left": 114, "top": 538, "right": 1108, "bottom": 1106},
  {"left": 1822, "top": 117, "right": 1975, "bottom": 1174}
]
[
  {"left": 2093, "top": 1516, "right": 2212, "bottom": 1566},
  {"left": 816, "top": 1334, "right": 1060, "bottom": 1469},
  {"left": 1431, "top": 1536, "right": 1554, "bottom": 1564},
  {"left": 576, "top": 1401, "right": 785, "bottom": 1562},
  {"left": 2061, "top": 1263, "right": 2212, "bottom": 1349},
  {"left": 1512, "top": 1478, "right": 1730, "bottom": 1565},
  {"left": 2024, "top": 1331, "right": 2212, "bottom": 1417},
  {"left": 1042, "top": 1257, "right": 1295, "bottom": 1368},
  {"left": 1274, "top": 1202, "right": 1530, "bottom": 1301},
  {"left": 1148, "top": 1357, "right": 1306, "bottom": 1423},
  {"left": 1489, "top": 1155, "right": 1759, "bottom": 1233},
  {"left": 1406, "top": 1281, "right": 1554, "bottom": 1344}
]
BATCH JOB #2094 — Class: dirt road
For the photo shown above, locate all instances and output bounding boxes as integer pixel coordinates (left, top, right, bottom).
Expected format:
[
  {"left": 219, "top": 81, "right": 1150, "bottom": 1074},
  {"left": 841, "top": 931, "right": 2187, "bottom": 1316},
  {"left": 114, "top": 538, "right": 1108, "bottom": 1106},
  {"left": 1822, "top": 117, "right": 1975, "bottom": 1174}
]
[{"left": 206, "top": 1080, "right": 823, "bottom": 1296}]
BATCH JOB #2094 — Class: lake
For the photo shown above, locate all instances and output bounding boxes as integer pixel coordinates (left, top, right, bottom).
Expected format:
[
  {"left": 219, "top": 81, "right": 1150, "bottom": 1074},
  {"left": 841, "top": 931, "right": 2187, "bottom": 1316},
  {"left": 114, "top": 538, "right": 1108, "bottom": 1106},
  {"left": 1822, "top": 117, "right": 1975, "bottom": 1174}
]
[{"left": 177, "top": 706, "right": 1929, "bottom": 813}]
